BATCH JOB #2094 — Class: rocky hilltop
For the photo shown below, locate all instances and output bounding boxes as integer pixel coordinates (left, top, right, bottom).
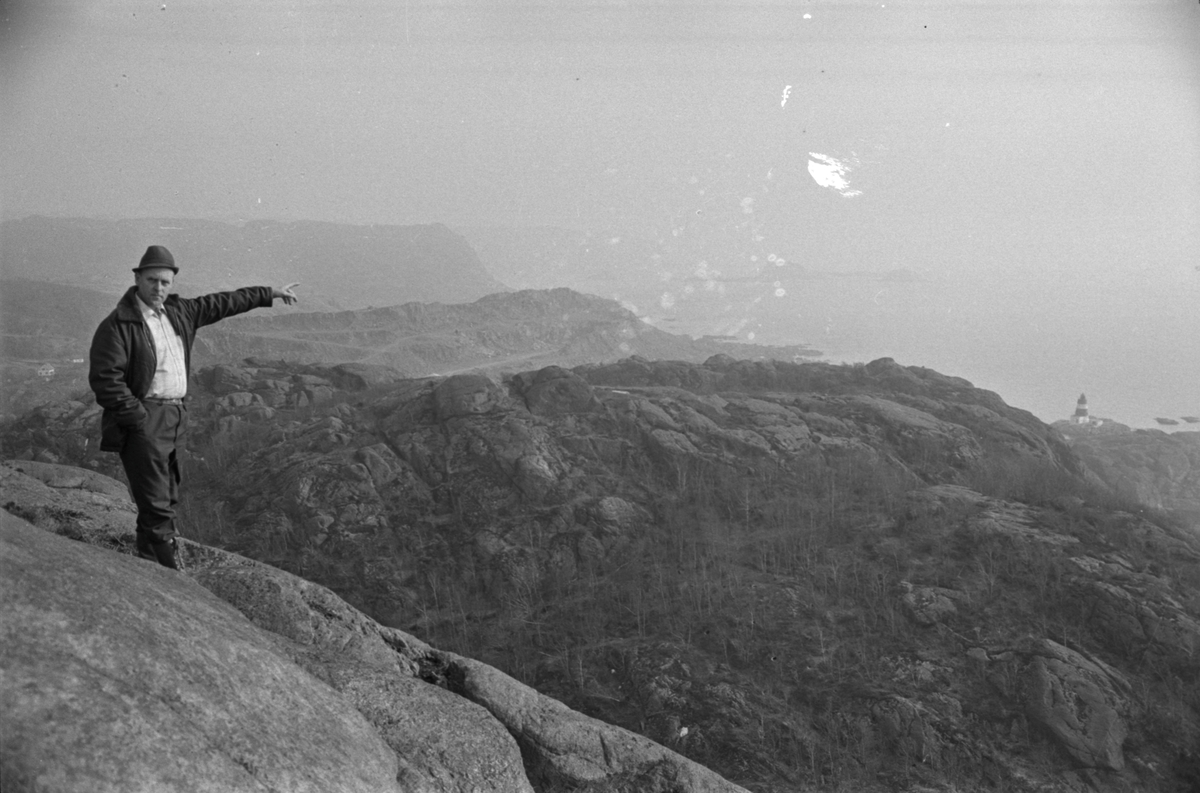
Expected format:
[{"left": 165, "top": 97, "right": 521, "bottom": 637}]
[
  {"left": 3, "top": 356, "right": 1199, "bottom": 792},
  {"left": 1055, "top": 420, "right": 1200, "bottom": 525},
  {"left": 193, "top": 288, "right": 818, "bottom": 376},
  {"left": 1, "top": 460, "right": 745, "bottom": 792}
]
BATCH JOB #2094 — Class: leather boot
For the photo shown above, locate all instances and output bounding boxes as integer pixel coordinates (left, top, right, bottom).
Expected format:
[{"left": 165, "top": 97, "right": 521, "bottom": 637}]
[{"left": 135, "top": 533, "right": 178, "bottom": 570}]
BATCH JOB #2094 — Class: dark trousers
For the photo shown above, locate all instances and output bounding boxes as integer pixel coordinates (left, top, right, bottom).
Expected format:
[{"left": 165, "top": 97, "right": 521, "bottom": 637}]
[{"left": 119, "top": 401, "right": 187, "bottom": 545}]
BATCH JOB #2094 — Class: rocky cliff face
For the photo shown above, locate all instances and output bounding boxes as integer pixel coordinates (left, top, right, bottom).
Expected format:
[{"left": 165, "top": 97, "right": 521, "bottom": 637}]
[
  {"left": 1056, "top": 420, "right": 1200, "bottom": 524},
  {"left": 1, "top": 461, "right": 748, "bottom": 793},
  {"left": 3, "top": 356, "right": 1199, "bottom": 792}
]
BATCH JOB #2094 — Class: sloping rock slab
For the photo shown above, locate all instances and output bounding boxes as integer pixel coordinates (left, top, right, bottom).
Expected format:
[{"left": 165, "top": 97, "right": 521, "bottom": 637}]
[
  {"left": 2, "top": 461, "right": 752, "bottom": 793},
  {"left": 0, "top": 514, "right": 404, "bottom": 793},
  {"left": 1023, "top": 639, "right": 1131, "bottom": 771},
  {"left": 179, "top": 544, "right": 535, "bottom": 793},
  {"left": 436, "top": 652, "right": 749, "bottom": 793},
  {"left": 180, "top": 542, "right": 750, "bottom": 793},
  {"left": 1, "top": 460, "right": 135, "bottom": 550},
  {"left": 2, "top": 459, "right": 130, "bottom": 500}
]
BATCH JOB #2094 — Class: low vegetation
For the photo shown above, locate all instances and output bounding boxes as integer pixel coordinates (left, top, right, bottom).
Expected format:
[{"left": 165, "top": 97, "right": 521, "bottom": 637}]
[
  {"left": 6, "top": 357, "right": 1198, "bottom": 792},
  {"left": 174, "top": 386, "right": 1200, "bottom": 792}
]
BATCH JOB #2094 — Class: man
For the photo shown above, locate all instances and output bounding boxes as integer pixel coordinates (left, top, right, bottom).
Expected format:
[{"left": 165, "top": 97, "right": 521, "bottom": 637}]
[{"left": 89, "top": 244, "right": 299, "bottom": 569}]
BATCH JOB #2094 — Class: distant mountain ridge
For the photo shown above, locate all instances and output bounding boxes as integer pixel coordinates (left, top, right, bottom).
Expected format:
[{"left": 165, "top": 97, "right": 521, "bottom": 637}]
[
  {"left": 0, "top": 278, "right": 818, "bottom": 417},
  {"left": 0, "top": 216, "right": 508, "bottom": 311},
  {"left": 194, "top": 287, "right": 820, "bottom": 375}
]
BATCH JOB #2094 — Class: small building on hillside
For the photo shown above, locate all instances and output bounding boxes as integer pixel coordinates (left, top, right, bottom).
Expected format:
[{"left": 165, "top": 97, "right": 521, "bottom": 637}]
[{"left": 37, "top": 364, "right": 55, "bottom": 378}]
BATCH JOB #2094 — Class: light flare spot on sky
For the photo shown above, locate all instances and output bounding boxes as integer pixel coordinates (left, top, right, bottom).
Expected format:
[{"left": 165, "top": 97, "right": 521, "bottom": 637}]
[{"left": 807, "top": 153, "right": 863, "bottom": 198}]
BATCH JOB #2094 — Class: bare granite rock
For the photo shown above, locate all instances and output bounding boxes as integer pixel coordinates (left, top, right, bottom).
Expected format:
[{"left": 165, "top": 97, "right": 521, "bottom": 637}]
[
  {"left": 0, "top": 514, "right": 405, "bottom": 793},
  {"left": 438, "top": 652, "right": 749, "bottom": 793},
  {"left": 0, "top": 460, "right": 135, "bottom": 550},
  {"left": 1, "top": 462, "right": 751, "bottom": 793},
  {"left": 1022, "top": 639, "right": 1132, "bottom": 771},
  {"left": 513, "top": 365, "right": 601, "bottom": 417},
  {"left": 899, "top": 583, "right": 963, "bottom": 627},
  {"left": 181, "top": 545, "right": 535, "bottom": 793},
  {"left": 433, "top": 374, "right": 508, "bottom": 420},
  {"left": 177, "top": 540, "right": 750, "bottom": 793}
]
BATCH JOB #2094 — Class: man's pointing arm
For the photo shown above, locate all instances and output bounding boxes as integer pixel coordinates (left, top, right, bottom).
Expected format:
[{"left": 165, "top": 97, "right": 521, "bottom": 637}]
[
  {"left": 272, "top": 283, "right": 301, "bottom": 306},
  {"left": 185, "top": 283, "right": 301, "bottom": 328}
]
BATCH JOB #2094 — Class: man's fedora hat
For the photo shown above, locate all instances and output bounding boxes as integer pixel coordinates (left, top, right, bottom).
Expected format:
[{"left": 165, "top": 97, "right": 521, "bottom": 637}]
[{"left": 132, "top": 245, "right": 178, "bottom": 273}]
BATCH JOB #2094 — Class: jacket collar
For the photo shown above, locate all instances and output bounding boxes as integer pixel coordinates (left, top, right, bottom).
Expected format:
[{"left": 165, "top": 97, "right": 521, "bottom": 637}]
[
  {"left": 114, "top": 287, "right": 143, "bottom": 323},
  {"left": 114, "top": 286, "right": 180, "bottom": 323}
]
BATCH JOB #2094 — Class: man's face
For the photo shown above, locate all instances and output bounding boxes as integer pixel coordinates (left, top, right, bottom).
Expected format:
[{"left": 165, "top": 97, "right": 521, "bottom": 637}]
[{"left": 135, "top": 268, "right": 174, "bottom": 309}]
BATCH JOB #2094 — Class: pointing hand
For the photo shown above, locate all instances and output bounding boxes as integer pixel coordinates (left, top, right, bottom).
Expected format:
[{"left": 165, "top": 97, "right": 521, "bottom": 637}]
[{"left": 274, "top": 283, "right": 301, "bottom": 306}]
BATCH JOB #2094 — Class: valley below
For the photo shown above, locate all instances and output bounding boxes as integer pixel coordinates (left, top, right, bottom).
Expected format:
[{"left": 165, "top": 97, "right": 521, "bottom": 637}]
[{"left": 4, "top": 350, "right": 1199, "bottom": 793}]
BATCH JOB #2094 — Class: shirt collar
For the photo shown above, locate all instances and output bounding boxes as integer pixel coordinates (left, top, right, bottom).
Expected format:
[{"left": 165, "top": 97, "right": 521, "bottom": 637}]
[{"left": 135, "top": 292, "right": 166, "bottom": 318}]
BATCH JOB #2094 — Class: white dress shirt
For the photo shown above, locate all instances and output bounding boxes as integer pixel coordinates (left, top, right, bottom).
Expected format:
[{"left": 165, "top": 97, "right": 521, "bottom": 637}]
[{"left": 136, "top": 294, "right": 188, "bottom": 399}]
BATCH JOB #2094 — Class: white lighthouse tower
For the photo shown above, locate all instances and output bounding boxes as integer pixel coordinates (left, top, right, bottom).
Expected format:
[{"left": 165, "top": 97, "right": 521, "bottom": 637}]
[{"left": 1073, "top": 394, "right": 1090, "bottom": 424}]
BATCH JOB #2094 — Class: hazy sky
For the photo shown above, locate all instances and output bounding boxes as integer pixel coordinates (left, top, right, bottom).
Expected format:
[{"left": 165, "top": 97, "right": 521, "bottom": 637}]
[
  {"left": 3, "top": 1, "right": 1196, "bottom": 233},
  {"left": 2, "top": 0, "right": 1198, "bottom": 426}
]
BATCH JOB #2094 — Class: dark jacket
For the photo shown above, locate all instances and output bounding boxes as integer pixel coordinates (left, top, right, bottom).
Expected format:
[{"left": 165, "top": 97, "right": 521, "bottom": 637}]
[{"left": 89, "top": 285, "right": 274, "bottom": 451}]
